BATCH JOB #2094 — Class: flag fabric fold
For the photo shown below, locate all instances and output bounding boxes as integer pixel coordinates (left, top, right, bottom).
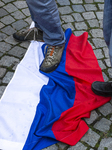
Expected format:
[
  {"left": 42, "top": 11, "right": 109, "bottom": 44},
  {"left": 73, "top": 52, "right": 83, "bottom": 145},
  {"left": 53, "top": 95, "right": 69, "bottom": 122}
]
[{"left": 0, "top": 28, "right": 110, "bottom": 150}]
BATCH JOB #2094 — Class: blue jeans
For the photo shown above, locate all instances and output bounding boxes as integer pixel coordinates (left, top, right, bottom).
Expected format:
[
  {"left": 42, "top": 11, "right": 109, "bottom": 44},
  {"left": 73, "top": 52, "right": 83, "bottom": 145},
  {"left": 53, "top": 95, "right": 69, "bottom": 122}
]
[
  {"left": 103, "top": 0, "right": 112, "bottom": 67},
  {"left": 26, "top": 0, "right": 65, "bottom": 46}
]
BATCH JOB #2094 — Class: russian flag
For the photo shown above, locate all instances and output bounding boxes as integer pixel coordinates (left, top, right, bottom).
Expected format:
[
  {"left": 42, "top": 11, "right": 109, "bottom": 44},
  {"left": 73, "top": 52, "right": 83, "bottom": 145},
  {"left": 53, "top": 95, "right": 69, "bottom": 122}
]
[{"left": 22, "top": 29, "right": 111, "bottom": 150}]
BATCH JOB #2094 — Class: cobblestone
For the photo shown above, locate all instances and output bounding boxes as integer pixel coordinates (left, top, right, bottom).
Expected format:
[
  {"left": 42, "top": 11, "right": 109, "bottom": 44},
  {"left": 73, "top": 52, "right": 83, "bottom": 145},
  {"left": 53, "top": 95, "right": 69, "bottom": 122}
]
[
  {"left": 84, "top": 110, "right": 99, "bottom": 125},
  {"left": 104, "top": 59, "right": 111, "bottom": 68},
  {"left": 2, "top": 72, "right": 14, "bottom": 84},
  {"left": 72, "top": 13, "right": 84, "bottom": 22},
  {"left": 3, "top": 3, "right": 17, "bottom": 13},
  {"left": 94, "top": 118, "right": 111, "bottom": 132},
  {"left": 67, "top": 142, "right": 87, "bottom": 150},
  {"left": 98, "top": 60, "right": 106, "bottom": 70},
  {"left": 98, "top": 138, "right": 112, "bottom": 150},
  {"left": 82, "top": 12, "right": 96, "bottom": 20},
  {"left": 90, "top": 29, "right": 103, "bottom": 38},
  {"left": 93, "top": 49, "right": 104, "bottom": 59},
  {"left": 0, "top": 0, "right": 112, "bottom": 150},
  {"left": 81, "top": 128, "right": 100, "bottom": 147},
  {"left": 0, "top": 68, "right": 6, "bottom": 78},
  {"left": 57, "top": 0, "right": 70, "bottom": 6},
  {"left": 1, "top": 26, "right": 16, "bottom": 35},
  {"left": 84, "top": 4, "right": 97, "bottom": 11},
  {"left": 8, "top": 46, "right": 27, "bottom": 58},
  {"left": 58, "top": 6, "right": 72, "bottom": 15},
  {"left": 72, "top": 5, "right": 85, "bottom": 12},
  {"left": 102, "top": 72, "right": 109, "bottom": 82},
  {"left": 98, "top": 103, "right": 112, "bottom": 116}
]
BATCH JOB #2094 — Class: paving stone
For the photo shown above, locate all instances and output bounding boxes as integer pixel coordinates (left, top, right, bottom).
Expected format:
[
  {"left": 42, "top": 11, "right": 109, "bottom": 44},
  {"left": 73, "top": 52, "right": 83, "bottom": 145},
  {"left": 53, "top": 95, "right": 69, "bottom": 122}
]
[
  {"left": 0, "top": 55, "right": 19, "bottom": 67},
  {"left": 98, "top": 60, "right": 106, "bottom": 70},
  {"left": 98, "top": 138, "right": 112, "bottom": 150},
  {"left": 81, "top": 128, "right": 100, "bottom": 147},
  {"left": 8, "top": 46, "right": 27, "bottom": 58},
  {"left": 3, "top": 0, "right": 14, "bottom": 3},
  {"left": 24, "top": 17, "right": 32, "bottom": 26},
  {"left": 57, "top": 0, "right": 70, "bottom": 6},
  {"left": 3, "top": 3, "right": 18, "bottom": 13},
  {"left": 58, "top": 6, "right": 72, "bottom": 14},
  {"left": 11, "top": 10, "right": 25, "bottom": 20},
  {"left": 92, "top": 38, "right": 106, "bottom": 48},
  {"left": 108, "top": 68, "right": 112, "bottom": 78},
  {"left": 74, "top": 31, "right": 85, "bottom": 36},
  {"left": 102, "top": 72, "right": 109, "bottom": 82},
  {"left": 12, "top": 20, "right": 28, "bottom": 30},
  {"left": 94, "top": 0, "right": 104, "bottom": 2},
  {"left": 0, "top": 52, "right": 3, "bottom": 57},
  {"left": 84, "top": 4, "right": 97, "bottom": 11},
  {"left": 72, "top": 13, "right": 84, "bottom": 22},
  {"left": 2, "top": 72, "right": 14, "bottom": 84},
  {"left": 87, "top": 19, "right": 99, "bottom": 27},
  {"left": 12, "top": 62, "right": 20, "bottom": 71},
  {"left": 110, "top": 115, "right": 112, "bottom": 121},
  {"left": 0, "top": 68, "right": 6, "bottom": 78},
  {"left": 0, "top": 32, "right": 7, "bottom": 41},
  {"left": 13, "top": 1, "right": 27, "bottom": 9},
  {"left": 42, "top": 144, "right": 58, "bottom": 150},
  {"left": 99, "top": 20, "right": 103, "bottom": 28},
  {"left": 75, "top": 22, "right": 87, "bottom": 30},
  {"left": 0, "top": 86, "right": 6, "bottom": 99},
  {"left": 98, "top": 103, "right": 112, "bottom": 116},
  {"left": 0, "top": 8, "right": 8, "bottom": 17},
  {"left": 93, "top": 49, "right": 104, "bottom": 59},
  {"left": 57, "top": 142, "right": 68, "bottom": 149},
  {"left": 0, "top": 42, "right": 12, "bottom": 53},
  {"left": 61, "top": 15, "right": 74, "bottom": 23},
  {"left": 0, "top": 22, "right": 5, "bottom": 29},
  {"left": 1, "top": 26, "right": 16, "bottom": 35},
  {"left": 22, "top": 8, "right": 30, "bottom": 16},
  {"left": 88, "top": 40, "right": 95, "bottom": 49},
  {"left": 96, "top": 11, "right": 103, "bottom": 20},
  {"left": 94, "top": 118, "right": 111, "bottom": 132},
  {"left": 67, "top": 142, "right": 87, "bottom": 150},
  {"left": 85, "top": 0, "right": 93, "bottom": 3},
  {"left": 82, "top": 12, "right": 96, "bottom": 20},
  {"left": 71, "top": 0, "right": 83, "bottom": 4},
  {"left": 84, "top": 110, "right": 99, "bottom": 125},
  {"left": 98, "top": 4, "right": 104, "bottom": 10},
  {"left": 103, "top": 47, "right": 109, "bottom": 58},
  {"left": 72, "top": 5, "right": 85, "bottom": 12},
  {"left": 1, "top": 15, "right": 15, "bottom": 25},
  {"left": 20, "top": 42, "right": 30, "bottom": 48},
  {"left": 62, "top": 23, "right": 75, "bottom": 31},
  {"left": 104, "top": 59, "right": 111, "bottom": 68},
  {"left": 90, "top": 29, "right": 103, "bottom": 38},
  {"left": 4, "top": 35, "right": 18, "bottom": 45},
  {"left": 0, "top": 1, "right": 5, "bottom": 7}
]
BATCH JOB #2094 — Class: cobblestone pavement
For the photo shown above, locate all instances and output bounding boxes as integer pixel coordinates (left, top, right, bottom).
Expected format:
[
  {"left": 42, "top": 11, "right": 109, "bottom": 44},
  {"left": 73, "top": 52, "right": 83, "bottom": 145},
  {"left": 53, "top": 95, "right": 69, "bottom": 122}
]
[{"left": 0, "top": 0, "right": 112, "bottom": 150}]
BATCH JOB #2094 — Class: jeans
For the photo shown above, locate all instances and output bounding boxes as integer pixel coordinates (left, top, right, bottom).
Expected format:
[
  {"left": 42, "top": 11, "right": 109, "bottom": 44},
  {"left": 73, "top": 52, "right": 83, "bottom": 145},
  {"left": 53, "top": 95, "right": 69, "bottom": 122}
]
[
  {"left": 103, "top": 0, "right": 112, "bottom": 67},
  {"left": 26, "top": 0, "right": 65, "bottom": 46}
]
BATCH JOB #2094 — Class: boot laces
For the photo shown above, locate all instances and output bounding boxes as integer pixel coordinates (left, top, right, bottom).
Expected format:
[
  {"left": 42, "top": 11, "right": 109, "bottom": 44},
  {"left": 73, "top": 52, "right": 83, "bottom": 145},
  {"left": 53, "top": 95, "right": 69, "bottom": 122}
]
[{"left": 45, "top": 45, "right": 57, "bottom": 65}]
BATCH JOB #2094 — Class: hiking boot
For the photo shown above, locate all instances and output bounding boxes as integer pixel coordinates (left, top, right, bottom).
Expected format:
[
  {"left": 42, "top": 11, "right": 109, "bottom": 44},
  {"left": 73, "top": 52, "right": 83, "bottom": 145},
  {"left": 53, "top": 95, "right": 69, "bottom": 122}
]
[
  {"left": 91, "top": 81, "right": 112, "bottom": 97},
  {"left": 40, "top": 44, "right": 65, "bottom": 73},
  {"left": 13, "top": 27, "right": 43, "bottom": 42}
]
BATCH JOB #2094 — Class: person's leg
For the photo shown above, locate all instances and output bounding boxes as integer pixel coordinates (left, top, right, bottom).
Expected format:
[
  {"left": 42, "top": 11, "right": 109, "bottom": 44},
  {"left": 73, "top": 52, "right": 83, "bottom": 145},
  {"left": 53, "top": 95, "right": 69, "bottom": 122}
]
[
  {"left": 92, "top": 0, "right": 112, "bottom": 96},
  {"left": 103, "top": 0, "right": 112, "bottom": 67},
  {"left": 26, "top": 0, "right": 65, "bottom": 46}
]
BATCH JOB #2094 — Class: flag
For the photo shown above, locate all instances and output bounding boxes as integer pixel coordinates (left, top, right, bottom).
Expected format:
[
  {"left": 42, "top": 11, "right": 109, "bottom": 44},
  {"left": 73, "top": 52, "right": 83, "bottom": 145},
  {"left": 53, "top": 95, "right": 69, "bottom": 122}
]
[
  {"left": 0, "top": 29, "right": 110, "bottom": 150},
  {"left": 23, "top": 29, "right": 111, "bottom": 149}
]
